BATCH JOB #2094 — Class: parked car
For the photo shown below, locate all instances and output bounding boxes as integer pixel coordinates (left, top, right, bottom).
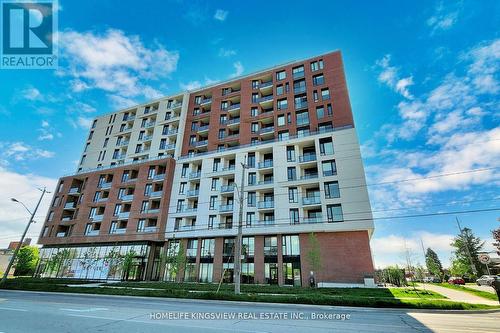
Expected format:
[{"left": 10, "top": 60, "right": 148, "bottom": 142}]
[
  {"left": 476, "top": 275, "right": 496, "bottom": 286},
  {"left": 448, "top": 276, "right": 465, "bottom": 285},
  {"left": 423, "top": 276, "right": 441, "bottom": 283}
]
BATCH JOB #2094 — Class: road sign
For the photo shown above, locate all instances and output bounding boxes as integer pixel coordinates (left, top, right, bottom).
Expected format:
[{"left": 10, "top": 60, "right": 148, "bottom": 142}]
[{"left": 478, "top": 253, "right": 491, "bottom": 264}]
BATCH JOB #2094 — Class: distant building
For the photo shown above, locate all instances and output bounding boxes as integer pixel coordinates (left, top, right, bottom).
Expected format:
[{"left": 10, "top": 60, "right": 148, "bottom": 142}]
[{"left": 7, "top": 238, "right": 32, "bottom": 250}]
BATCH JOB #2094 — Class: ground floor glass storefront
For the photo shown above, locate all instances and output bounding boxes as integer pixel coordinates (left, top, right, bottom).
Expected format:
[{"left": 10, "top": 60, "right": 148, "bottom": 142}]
[{"left": 37, "top": 243, "right": 152, "bottom": 280}]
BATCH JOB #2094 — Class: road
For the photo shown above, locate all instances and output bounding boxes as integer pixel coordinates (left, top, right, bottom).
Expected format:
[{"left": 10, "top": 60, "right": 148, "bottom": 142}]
[{"left": 0, "top": 290, "right": 499, "bottom": 333}]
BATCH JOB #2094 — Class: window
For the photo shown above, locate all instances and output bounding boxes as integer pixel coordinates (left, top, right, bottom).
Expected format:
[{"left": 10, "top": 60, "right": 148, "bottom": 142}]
[
  {"left": 103, "top": 138, "right": 109, "bottom": 148},
  {"left": 187, "top": 239, "right": 198, "bottom": 257},
  {"left": 213, "top": 158, "right": 221, "bottom": 171},
  {"left": 286, "top": 146, "right": 295, "bottom": 162},
  {"left": 252, "top": 93, "right": 259, "bottom": 103},
  {"left": 208, "top": 215, "right": 215, "bottom": 229},
  {"left": 325, "top": 181, "right": 340, "bottom": 198},
  {"left": 278, "top": 131, "right": 289, "bottom": 141},
  {"left": 242, "top": 237, "right": 255, "bottom": 257},
  {"left": 218, "top": 129, "right": 226, "bottom": 139},
  {"left": 159, "top": 138, "right": 167, "bottom": 150},
  {"left": 250, "top": 107, "right": 258, "bottom": 117},
  {"left": 327, "top": 103, "right": 333, "bottom": 115},
  {"left": 277, "top": 98, "right": 288, "bottom": 110},
  {"left": 181, "top": 164, "right": 189, "bottom": 178},
  {"left": 246, "top": 212, "right": 255, "bottom": 226},
  {"left": 288, "top": 187, "right": 298, "bottom": 203},
  {"left": 251, "top": 122, "right": 259, "bottom": 133},
  {"left": 93, "top": 191, "right": 100, "bottom": 202},
  {"left": 293, "top": 79, "right": 306, "bottom": 94},
  {"left": 148, "top": 166, "right": 155, "bottom": 179},
  {"left": 252, "top": 80, "right": 259, "bottom": 89},
  {"left": 140, "top": 200, "right": 148, "bottom": 213},
  {"left": 316, "top": 106, "right": 325, "bottom": 118},
  {"left": 221, "top": 101, "right": 228, "bottom": 110},
  {"left": 199, "top": 263, "right": 213, "bottom": 283},
  {"left": 220, "top": 114, "right": 227, "bottom": 124},
  {"left": 287, "top": 167, "right": 297, "bottom": 181},
  {"left": 247, "top": 152, "right": 255, "bottom": 168},
  {"left": 282, "top": 235, "right": 300, "bottom": 256},
  {"left": 276, "top": 70, "right": 286, "bottom": 80},
  {"left": 201, "top": 238, "right": 215, "bottom": 257},
  {"left": 277, "top": 114, "right": 285, "bottom": 127},
  {"left": 223, "top": 238, "right": 235, "bottom": 256},
  {"left": 57, "top": 182, "right": 64, "bottom": 193},
  {"left": 327, "top": 204, "right": 343, "bottom": 222},
  {"left": 319, "top": 137, "right": 334, "bottom": 155},
  {"left": 310, "top": 59, "right": 323, "bottom": 71},
  {"left": 52, "top": 196, "right": 60, "bottom": 207},
  {"left": 209, "top": 196, "right": 217, "bottom": 210},
  {"left": 313, "top": 90, "right": 319, "bottom": 102},
  {"left": 292, "top": 65, "right": 304, "bottom": 79},
  {"left": 276, "top": 85, "right": 284, "bottom": 95},
  {"left": 211, "top": 178, "right": 219, "bottom": 190},
  {"left": 264, "top": 236, "right": 278, "bottom": 255},
  {"left": 194, "top": 96, "right": 202, "bottom": 105},
  {"left": 248, "top": 172, "right": 256, "bottom": 185},
  {"left": 296, "top": 111, "right": 309, "bottom": 125},
  {"left": 321, "top": 88, "right": 331, "bottom": 100},
  {"left": 289, "top": 209, "right": 299, "bottom": 224},
  {"left": 247, "top": 191, "right": 256, "bottom": 207},
  {"left": 113, "top": 205, "right": 121, "bottom": 216},
  {"left": 179, "top": 182, "right": 186, "bottom": 194},
  {"left": 47, "top": 211, "right": 54, "bottom": 221},
  {"left": 322, "top": 160, "right": 337, "bottom": 176},
  {"left": 313, "top": 74, "right": 324, "bottom": 86},
  {"left": 144, "top": 184, "right": 152, "bottom": 196},
  {"left": 176, "top": 200, "right": 185, "bottom": 212}
]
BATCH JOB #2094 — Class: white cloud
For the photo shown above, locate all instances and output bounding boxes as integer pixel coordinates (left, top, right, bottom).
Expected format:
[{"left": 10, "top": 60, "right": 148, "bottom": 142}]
[
  {"left": 0, "top": 142, "right": 55, "bottom": 162},
  {"left": 0, "top": 167, "right": 57, "bottom": 248},
  {"left": 375, "top": 54, "right": 414, "bottom": 99},
  {"left": 180, "top": 81, "right": 202, "bottom": 91},
  {"left": 214, "top": 9, "right": 228, "bottom": 21},
  {"left": 37, "top": 120, "right": 61, "bottom": 141},
  {"left": 22, "top": 87, "right": 42, "bottom": 101},
  {"left": 59, "top": 29, "right": 178, "bottom": 104},
  {"left": 108, "top": 95, "right": 137, "bottom": 110},
  {"left": 77, "top": 117, "right": 93, "bottom": 130},
  {"left": 229, "top": 61, "right": 244, "bottom": 78},
  {"left": 426, "top": 2, "right": 460, "bottom": 34},
  {"left": 219, "top": 48, "right": 236, "bottom": 57}
]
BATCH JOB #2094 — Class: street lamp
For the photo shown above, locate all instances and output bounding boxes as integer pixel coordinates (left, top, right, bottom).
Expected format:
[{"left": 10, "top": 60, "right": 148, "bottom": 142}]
[{"left": 1, "top": 188, "right": 49, "bottom": 285}]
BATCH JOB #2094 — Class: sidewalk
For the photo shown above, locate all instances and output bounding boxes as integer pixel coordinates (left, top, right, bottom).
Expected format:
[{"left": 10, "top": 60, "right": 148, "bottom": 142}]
[
  {"left": 417, "top": 284, "right": 499, "bottom": 306},
  {"left": 465, "top": 284, "right": 496, "bottom": 294}
]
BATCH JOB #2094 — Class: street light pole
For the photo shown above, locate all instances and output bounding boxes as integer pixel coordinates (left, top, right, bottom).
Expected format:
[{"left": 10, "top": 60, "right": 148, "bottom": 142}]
[
  {"left": 234, "top": 162, "right": 248, "bottom": 295},
  {"left": 0, "top": 187, "right": 48, "bottom": 285}
]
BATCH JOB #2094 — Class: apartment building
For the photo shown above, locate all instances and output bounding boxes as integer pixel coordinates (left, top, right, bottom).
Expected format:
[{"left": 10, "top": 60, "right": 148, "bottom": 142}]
[{"left": 37, "top": 51, "right": 375, "bottom": 286}]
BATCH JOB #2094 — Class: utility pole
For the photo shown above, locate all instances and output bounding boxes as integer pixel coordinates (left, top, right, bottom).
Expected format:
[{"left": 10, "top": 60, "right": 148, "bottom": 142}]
[
  {"left": 420, "top": 239, "right": 427, "bottom": 291},
  {"left": 1, "top": 187, "right": 49, "bottom": 285},
  {"left": 456, "top": 217, "right": 477, "bottom": 275},
  {"left": 234, "top": 161, "right": 248, "bottom": 294}
]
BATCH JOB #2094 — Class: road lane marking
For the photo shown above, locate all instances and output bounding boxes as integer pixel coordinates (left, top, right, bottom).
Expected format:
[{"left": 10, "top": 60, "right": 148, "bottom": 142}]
[
  {"left": 0, "top": 306, "right": 28, "bottom": 312},
  {"left": 60, "top": 307, "right": 109, "bottom": 312}
]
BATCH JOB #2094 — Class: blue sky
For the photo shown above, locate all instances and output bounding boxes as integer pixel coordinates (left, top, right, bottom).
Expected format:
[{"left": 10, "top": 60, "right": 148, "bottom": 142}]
[{"left": 0, "top": 0, "right": 499, "bottom": 268}]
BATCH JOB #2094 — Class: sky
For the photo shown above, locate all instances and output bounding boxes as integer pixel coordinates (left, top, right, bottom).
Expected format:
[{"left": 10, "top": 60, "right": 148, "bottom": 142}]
[{"left": 0, "top": 0, "right": 499, "bottom": 269}]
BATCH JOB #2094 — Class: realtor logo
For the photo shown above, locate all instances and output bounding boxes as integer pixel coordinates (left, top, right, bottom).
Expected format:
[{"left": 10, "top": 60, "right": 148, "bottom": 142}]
[{"left": 1, "top": 0, "right": 57, "bottom": 69}]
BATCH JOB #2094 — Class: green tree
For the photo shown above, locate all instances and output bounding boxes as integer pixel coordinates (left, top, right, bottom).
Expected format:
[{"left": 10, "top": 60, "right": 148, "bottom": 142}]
[
  {"left": 14, "top": 246, "right": 39, "bottom": 276},
  {"left": 425, "top": 248, "right": 443, "bottom": 278},
  {"left": 305, "top": 233, "right": 322, "bottom": 280},
  {"left": 450, "top": 228, "right": 485, "bottom": 277},
  {"left": 45, "top": 249, "right": 71, "bottom": 277},
  {"left": 380, "top": 265, "right": 407, "bottom": 287},
  {"left": 79, "top": 247, "right": 99, "bottom": 279},
  {"left": 121, "top": 250, "right": 137, "bottom": 281},
  {"left": 492, "top": 226, "right": 500, "bottom": 256},
  {"left": 449, "top": 255, "right": 470, "bottom": 276}
]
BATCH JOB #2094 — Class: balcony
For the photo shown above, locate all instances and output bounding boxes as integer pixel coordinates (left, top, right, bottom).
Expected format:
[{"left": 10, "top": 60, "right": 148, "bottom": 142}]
[
  {"left": 111, "top": 228, "right": 127, "bottom": 235},
  {"left": 117, "top": 212, "right": 130, "bottom": 220},
  {"left": 257, "top": 95, "right": 274, "bottom": 105},
  {"left": 302, "top": 196, "right": 321, "bottom": 205},
  {"left": 117, "top": 140, "right": 129, "bottom": 147},
  {"left": 97, "top": 197, "right": 109, "bottom": 203},
  {"left": 219, "top": 204, "right": 234, "bottom": 212},
  {"left": 168, "top": 102, "right": 182, "bottom": 109},
  {"left": 134, "top": 148, "right": 150, "bottom": 154},
  {"left": 258, "top": 160, "right": 273, "bottom": 169},
  {"left": 68, "top": 187, "right": 81, "bottom": 194},
  {"left": 64, "top": 202, "right": 76, "bottom": 209},
  {"left": 218, "top": 222, "right": 233, "bottom": 229},
  {"left": 300, "top": 173, "right": 319, "bottom": 180},
  {"left": 163, "top": 143, "right": 176, "bottom": 150},
  {"left": 257, "top": 220, "right": 275, "bottom": 226},
  {"left": 259, "top": 81, "right": 273, "bottom": 91},
  {"left": 259, "top": 127, "right": 274, "bottom": 135},
  {"left": 120, "top": 194, "right": 134, "bottom": 201},
  {"left": 200, "top": 97, "right": 212, "bottom": 105},
  {"left": 257, "top": 201, "right": 274, "bottom": 209},
  {"left": 113, "top": 153, "right": 126, "bottom": 160},
  {"left": 144, "top": 121, "right": 156, "bottom": 128},
  {"left": 138, "top": 135, "right": 152, "bottom": 142},
  {"left": 176, "top": 207, "right": 197, "bottom": 214},
  {"left": 189, "top": 171, "right": 201, "bottom": 179},
  {"left": 299, "top": 154, "right": 317, "bottom": 163},
  {"left": 191, "top": 140, "right": 208, "bottom": 147},
  {"left": 257, "top": 179, "right": 274, "bottom": 186},
  {"left": 186, "top": 189, "right": 199, "bottom": 197},
  {"left": 149, "top": 190, "right": 163, "bottom": 198},
  {"left": 303, "top": 216, "right": 323, "bottom": 224},
  {"left": 293, "top": 70, "right": 305, "bottom": 79},
  {"left": 220, "top": 185, "right": 235, "bottom": 193},
  {"left": 293, "top": 86, "right": 307, "bottom": 94},
  {"left": 142, "top": 209, "right": 160, "bottom": 215},
  {"left": 197, "top": 124, "right": 210, "bottom": 133},
  {"left": 120, "top": 126, "right": 133, "bottom": 133},
  {"left": 85, "top": 230, "right": 100, "bottom": 236},
  {"left": 91, "top": 214, "right": 104, "bottom": 222},
  {"left": 295, "top": 101, "right": 308, "bottom": 111},
  {"left": 227, "top": 103, "right": 241, "bottom": 112},
  {"left": 153, "top": 174, "right": 165, "bottom": 182},
  {"left": 98, "top": 182, "right": 112, "bottom": 189},
  {"left": 165, "top": 129, "right": 178, "bottom": 136},
  {"left": 226, "top": 117, "right": 240, "bottom": 126},
  {"left": 123, "top": 115, "right": 135, "bottom": 122},
  {"left": 56, "top": 232, "right": 68, "bottom": 238}
]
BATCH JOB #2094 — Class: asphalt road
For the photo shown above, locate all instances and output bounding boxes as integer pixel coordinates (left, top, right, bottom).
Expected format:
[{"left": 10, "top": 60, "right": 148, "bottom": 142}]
[{"left": 0, "top": 290, "right": 499, "bottom": 333}]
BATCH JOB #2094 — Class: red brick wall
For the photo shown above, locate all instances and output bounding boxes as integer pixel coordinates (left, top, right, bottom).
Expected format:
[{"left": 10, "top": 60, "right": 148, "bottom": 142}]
[{"left": 300, "top": 231, "right": 374, "bottom": 284}]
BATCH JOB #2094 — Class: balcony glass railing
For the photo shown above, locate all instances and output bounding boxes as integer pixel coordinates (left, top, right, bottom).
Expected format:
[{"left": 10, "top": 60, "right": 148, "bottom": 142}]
[
  {"left": 302, "top": 196, "right": 321, "bottom": 205},
  {"left": 189, "top": 171, "right": 201, "bottom": 179},
  {"left": 168, "top": 102, "right": 182, "bottom": 109},
  {"left": 56, "top": 232, "right": 67, "bottom": 238},
  {"left": 197, "top": 125, "right": 210, "bottom": 132},
  {"left": 295, "top": 101, "right": 308, "bottom": 110},
  {"left": 300, "top": 173, "right": 319, "bottom": 180},
  {"left": 166, "top": 129, "right": 178, "bottom": 135},
  {"left": 257, "top": 220, "right": 275, "bottom": 225},
  {"left": 117, "top": 140, "right": 129, "bottom": 146},
  {"left": 220, "top": 185, "right": 235, "bottom": 193},
  {"left": 91, "top": 214, "right": 104, "bottom": 222},
  {"left": 218, "top": 222, "right": 233, "bottom": 229},
  {"left": 153, "top": 174, "right": 165, "bottom": 181},
  {"left": 257, "top": 201, "right": 274, "bottom": 209},
  {"left": 117, "top": 212, "right": 130, "bottom": 219},
  {"left": 111, "top": 228, "right": 127, "bottom": 234},
  {"left": 186, "top": 189, "right": 199, "bottom": 197},
  {"left": 259, "top": 127, "right": 274, "bottom": 134},
  {"left": 258, "top": 95, "right": 274, "bottom": 103},
  {"left": 139, "top": 135, "right": 152, "bottom": 141},
  {"left": 118, "top": 194, "right": 134, "bottom": 201},
  {"left": 259, "top": 81, "right": 273, "bottom": 89},
  {"left": 64, "top": 202, "right": 76, "bottom": 209},
  {"left": 228, "top": 103, "right": 241, "bottom": 111},
  {"left": 293, "top": 86, "right": 306, "bottom": 94},
  {"left": 219, "top": 204, "right": 234, "bottom": 212},
  {"left": 85, "top": 230, "right": 100, "bottom": 236},
  {"left": 258, "top": 160, "right": 273, "bottom": 169},
  {"left": 303, "top": 216, "right": 323, "bottom": 224},
  {"left": 191, "top": 140, "right": 208, "bottom": 147},
  {"left": 149, "top": 190, "right": 163, "bottom": 198},
  {"left": 299, "top": 154, "right": 317, "bottom": 163},
  {"left": 200, "top": 97, "right": 212, "bottom": 104},
  {"left": 226, "top": 117, "right": 240, "bottom": 125},
  {"left": 143, "top": 209, "right": 160, "bottom": 215},
  {"left": 98, "top": 182, "right": 112, "bottom": 189},
  {"left": 293, "top": 70, "right": 305, "bottom": 79},
  {"left": 258, "top": 179, "right": 274, "bottom": 185},
  {"left": 68, "top": 187, "right": 80, "bottom": 194}
]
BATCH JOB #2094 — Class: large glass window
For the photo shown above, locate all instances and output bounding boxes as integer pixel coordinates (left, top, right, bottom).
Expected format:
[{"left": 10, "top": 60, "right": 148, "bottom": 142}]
[
  {"left": 276, "top": 70, "right": 286, "bottom": 80},
  {"left": 277, "top": 98, "right": 288, "bottom": 110},
  {"left": 289, "top": 208, "right": 299, "bottom": 224},
  {"left": 319, "top": 137, "right": 334, "bottom": 155},
  {"left": 242, "top": 237, "right": 255, "bottom": 257},
  {"left": 322, "top": 160, "right": 337, "bottom": 176},
  {"left": 184, "top": 263, "right": 196, "bottom": 282},
  {"left": 325, "top": 181, "right": 340, "bottom": 198},
  {"left": 282, "top": 235, "right": 300, "bottom": 256},
  {"left": 186, "top": 239, "right": 198, "bottom": 257},
  {"left": 223, "top": 238, "right": 235, "bottom": 256},
  {"left": 288, "top": 187, "right": 298, "bottom": 203},
  {"left": 313, "top": 74, "right": 324, "bottom": 86},
  {"left": 286, "top": 146, "right": 295, "bottom": 162},
  {"left": 201, "top": 239, "right": 215, "bottom": 257},
  {"left": 199, "top": 263, "right": 213, "bottom": 283},
  {"left": 264, "top": 236, "right": 278, "bottom": 256},
  {"left": 287, "top": 167, "right": 297, "bottom": 181},
  {"left": 327, "top": 204, "right": 344, "bottom": 222},
  {"left": 247, "top": 191, "right": 256, "bottom": 207}
]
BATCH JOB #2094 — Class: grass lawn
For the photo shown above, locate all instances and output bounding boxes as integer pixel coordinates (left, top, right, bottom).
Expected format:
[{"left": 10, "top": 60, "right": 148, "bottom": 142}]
[
  {"left": 2, "top": 278, "right": 498, "bottom": 310},
  {"left": 436, "top": 283, "right": 499, "bottom": 302}
]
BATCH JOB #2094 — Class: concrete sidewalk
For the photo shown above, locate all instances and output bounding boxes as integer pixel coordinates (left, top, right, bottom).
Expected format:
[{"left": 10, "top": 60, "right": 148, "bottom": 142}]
[
  {"left": 418, "top": 284, "right": 499, "bottom": 306},
  {"left": 465, "top": 284, "right": 496, "bottom": 294}
]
